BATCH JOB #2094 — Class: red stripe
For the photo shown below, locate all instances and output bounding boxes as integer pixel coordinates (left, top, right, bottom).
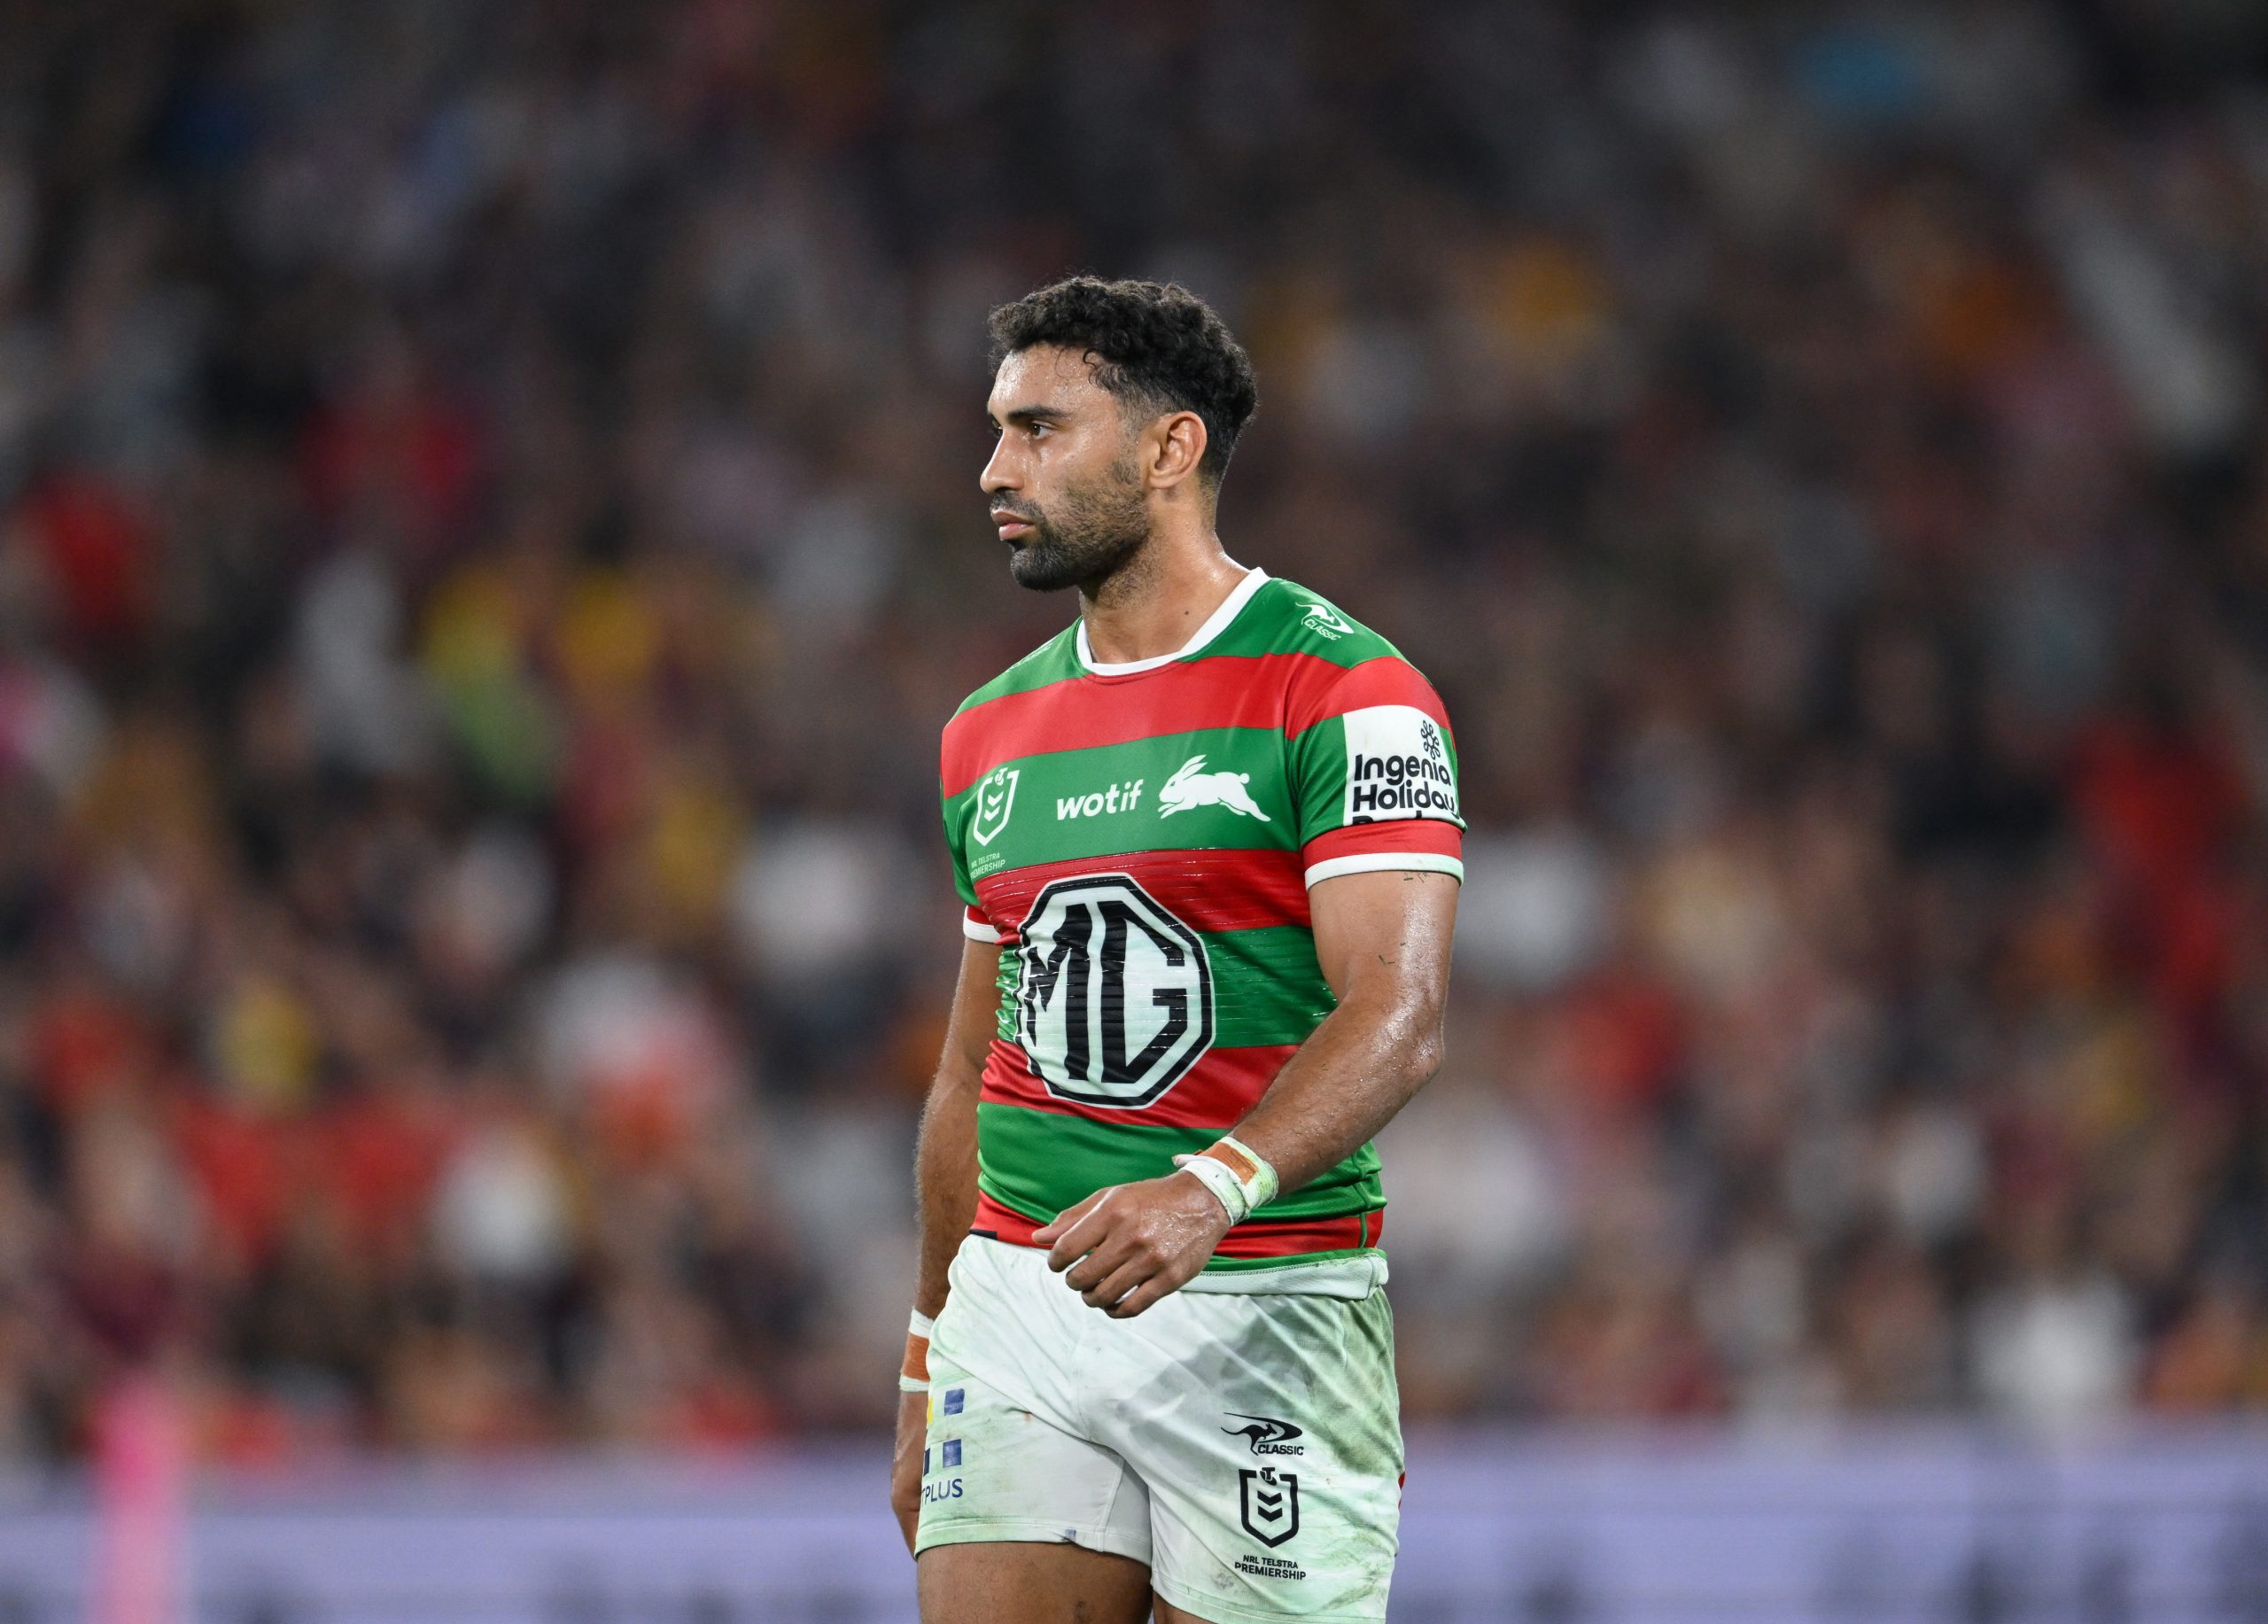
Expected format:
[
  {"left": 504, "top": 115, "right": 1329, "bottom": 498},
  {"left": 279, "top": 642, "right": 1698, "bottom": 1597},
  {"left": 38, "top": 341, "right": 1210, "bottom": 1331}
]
[
  {"left": 1285, "top": 656, "right": 1454, "bottom": 739},
  {"left": 971, "top": 1191, "right": 1383, "bottom": 1260},
  {"left": 975, "top": 847, "right": 1310, "bottom": 937},
  {"left": 980, "top": 1037, "right": 1297, "bottom": 1129},
  {"left": 1301, "top": 820, "right": 1464, "bottom": 871},
  {"left": 943, "top": 654, "right": 1347, "bottom": 796}
]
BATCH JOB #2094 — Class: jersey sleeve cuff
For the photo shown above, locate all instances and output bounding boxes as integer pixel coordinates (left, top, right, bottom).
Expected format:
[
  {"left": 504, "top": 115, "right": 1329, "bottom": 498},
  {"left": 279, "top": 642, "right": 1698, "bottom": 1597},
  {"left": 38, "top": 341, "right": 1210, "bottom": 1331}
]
[
  {"left": 961, "top": 908, "right": 1004, "bottom": 944},
  {"left": 1304, "top": 851, "right": 1464, "bottom": 888}
]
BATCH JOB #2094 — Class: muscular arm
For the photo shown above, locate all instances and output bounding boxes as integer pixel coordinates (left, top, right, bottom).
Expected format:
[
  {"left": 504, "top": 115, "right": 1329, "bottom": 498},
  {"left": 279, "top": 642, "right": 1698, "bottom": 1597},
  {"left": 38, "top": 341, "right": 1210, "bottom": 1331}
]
[
  {"left": 1036, "top": 868, "right": 1457, "bottom": 1317},
  {"left": 1211, "top": 867, "right": 1456, "bottom": 1191},
  {"left": 913, "top": 938, "right": 1001, "bottom": 1315},
  {"left": 893, "top": 936, "right": 1000, "bottom": 1550}
]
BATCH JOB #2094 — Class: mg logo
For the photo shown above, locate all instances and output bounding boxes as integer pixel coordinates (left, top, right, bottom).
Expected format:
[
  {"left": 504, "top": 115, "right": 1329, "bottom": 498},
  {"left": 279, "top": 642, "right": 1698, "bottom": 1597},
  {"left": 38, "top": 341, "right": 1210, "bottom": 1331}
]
[
  {"left": 969, "top": 765, "right": 1019, "bottom": 847},
  {"left": 1016, "top": 874, "right": 1214, "bottom": 1108}
]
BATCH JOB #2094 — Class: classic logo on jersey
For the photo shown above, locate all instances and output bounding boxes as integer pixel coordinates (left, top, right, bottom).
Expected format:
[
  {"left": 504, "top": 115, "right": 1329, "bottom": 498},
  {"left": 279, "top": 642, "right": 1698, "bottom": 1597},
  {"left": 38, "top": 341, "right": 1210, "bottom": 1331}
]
[
  {"left": 1238, "top": 1466, "right": 1301, "bottom": 1548},
  {"left": 1342, "top": 705, "right": 1460, "bottom": 824},
  {"left": 1159, "top": 756, "right": 1271, "bottom": 821},
  {"left": 1300, "top": 601, "right": 1353, "bottom": 640},
  {"left": 970, "top": 765, "right": 1019, "bottom": 846},
  {"left": 1223, "top": 1413, "right": 1306, "bottom": 1457},
  {"left": 1016, "top": 874, "right": 1215, "bottom": 1108}
]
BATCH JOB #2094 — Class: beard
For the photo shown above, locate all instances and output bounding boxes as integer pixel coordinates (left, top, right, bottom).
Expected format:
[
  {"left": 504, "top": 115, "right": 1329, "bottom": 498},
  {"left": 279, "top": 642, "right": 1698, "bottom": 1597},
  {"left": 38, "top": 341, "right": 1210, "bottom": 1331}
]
[{"left": 998, "top": 455, "right": 1151, "bottom": 593}]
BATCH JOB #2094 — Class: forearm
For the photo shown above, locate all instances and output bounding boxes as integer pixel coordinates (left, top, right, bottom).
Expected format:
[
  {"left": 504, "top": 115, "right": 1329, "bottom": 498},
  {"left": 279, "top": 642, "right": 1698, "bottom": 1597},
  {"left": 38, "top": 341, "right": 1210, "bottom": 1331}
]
[
  {"left": 912, "top": 1071, "right": 980, "bottom": 1317},
  {"left": 1223, "top": 988, "right": 1443, "bottom": 1197}
]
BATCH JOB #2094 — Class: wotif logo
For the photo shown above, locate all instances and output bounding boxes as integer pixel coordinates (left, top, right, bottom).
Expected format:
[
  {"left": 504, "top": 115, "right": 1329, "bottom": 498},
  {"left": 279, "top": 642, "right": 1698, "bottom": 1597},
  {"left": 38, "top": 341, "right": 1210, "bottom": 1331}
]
[
  {"left": 1342, "top": 706, "right": 1458, "bottom": 824},
  {"left": 1057, "top": 778, "right": 1145, "bottom": 820},
  {"left": 1159, "top": 756, "right": 1270, "bottom": 821}
]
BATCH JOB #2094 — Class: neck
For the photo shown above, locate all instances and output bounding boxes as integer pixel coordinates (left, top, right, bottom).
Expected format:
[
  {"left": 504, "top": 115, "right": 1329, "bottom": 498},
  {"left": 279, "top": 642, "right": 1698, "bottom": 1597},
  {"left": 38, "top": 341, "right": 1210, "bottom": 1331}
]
[{"left": 1078, "top": 521, "right": 1247, "bottom": 666}]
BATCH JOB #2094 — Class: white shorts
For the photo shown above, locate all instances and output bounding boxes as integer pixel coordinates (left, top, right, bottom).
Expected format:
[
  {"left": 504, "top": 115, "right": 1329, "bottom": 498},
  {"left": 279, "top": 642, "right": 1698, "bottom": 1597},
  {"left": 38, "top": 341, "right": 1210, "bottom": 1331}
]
[{"left": 914, "top": 1235, "right": 1402, "bottom": 1623}]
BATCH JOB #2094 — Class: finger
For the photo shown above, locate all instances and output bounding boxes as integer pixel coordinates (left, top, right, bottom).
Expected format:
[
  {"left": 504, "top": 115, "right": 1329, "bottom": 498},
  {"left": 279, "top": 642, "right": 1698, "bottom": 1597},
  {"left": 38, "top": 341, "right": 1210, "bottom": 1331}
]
[
  {"left": 1106, "top": 1274, "right": 1176, "bottom": 1318},
  {"left": 1043, "top": 1200, "right": 1114, "bottom": 1272},
  {"left": 1032, "top": 1190, "right": 1104, "bottom": 1250},
  {"left": 1080, "top": 1255, "right": 1154, "bottom": 1311},
  {"left": 1062, "top": 1232, "right": 1134, "bottom": 1294},
  {"left": 1107, "top": 1254, "right": 1201, "bottom": 1319}
]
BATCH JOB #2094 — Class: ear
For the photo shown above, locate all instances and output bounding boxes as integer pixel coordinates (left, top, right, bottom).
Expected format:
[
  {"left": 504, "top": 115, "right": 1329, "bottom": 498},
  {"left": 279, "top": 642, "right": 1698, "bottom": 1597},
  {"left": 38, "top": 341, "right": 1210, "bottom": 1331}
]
[{"left": 1141, "top": 410, "right": 1210, "bottom": 493}]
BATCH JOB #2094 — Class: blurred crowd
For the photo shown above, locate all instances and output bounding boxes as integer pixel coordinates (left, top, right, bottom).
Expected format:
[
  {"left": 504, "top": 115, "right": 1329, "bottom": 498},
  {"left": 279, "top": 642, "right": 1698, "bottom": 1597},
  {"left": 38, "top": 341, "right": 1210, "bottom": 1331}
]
[{"left": 0, "top": 0, "right": 2264, "bottom": 1463}]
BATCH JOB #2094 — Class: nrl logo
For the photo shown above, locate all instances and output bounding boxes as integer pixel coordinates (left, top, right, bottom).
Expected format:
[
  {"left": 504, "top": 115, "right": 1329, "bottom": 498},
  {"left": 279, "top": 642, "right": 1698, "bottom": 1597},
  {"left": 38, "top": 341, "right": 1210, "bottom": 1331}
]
[
  {"left": 1159, "top": 756, "right": 1270, "bottom": 821},
  {"left": 1300, "top": 601, "right": 1352, "bottom": 640},
  {"left": 1223, "top": 1413, "right": 1305, "bottom": 1457},
  {"left": 969, "top": 765, "right": 1019, "bottom": 846},
  {"left": 1238, "top": 1466, "right": 1301, "bottom": 1548}
]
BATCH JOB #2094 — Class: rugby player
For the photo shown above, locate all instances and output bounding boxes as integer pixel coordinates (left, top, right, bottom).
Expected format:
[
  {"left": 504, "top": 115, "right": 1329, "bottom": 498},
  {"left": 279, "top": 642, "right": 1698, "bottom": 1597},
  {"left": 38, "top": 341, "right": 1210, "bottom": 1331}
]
[{"left": 893, "top": 276, "right": 1462, "bottom": 1623}]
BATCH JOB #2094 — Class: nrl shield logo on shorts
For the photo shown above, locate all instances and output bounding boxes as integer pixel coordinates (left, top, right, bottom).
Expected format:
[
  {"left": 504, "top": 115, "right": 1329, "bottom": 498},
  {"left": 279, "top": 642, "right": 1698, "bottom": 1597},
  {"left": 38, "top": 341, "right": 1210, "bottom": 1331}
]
[
  {"left": 970, "top": 765, "right": 1019, "bottom": 846},
  {"left": 1238, "top": 1466, "right": 1300, "bottom": 1548}
]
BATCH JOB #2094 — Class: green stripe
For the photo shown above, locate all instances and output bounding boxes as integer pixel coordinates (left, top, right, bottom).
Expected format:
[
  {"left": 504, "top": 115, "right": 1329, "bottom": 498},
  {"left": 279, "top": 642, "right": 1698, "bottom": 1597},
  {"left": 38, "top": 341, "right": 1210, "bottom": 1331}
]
[
  {"left": 1200, "top": 1245, "right": 1384, "bottom": 1273},
  {"left": 996, "top": 922, "right": 1334, "bottom": 1051},
  {"left": 944, "top": 728, "right": 1296, "bottom": 865},
  {"left": 954, "top": 627, "right": 1082, "bottom": 712},
  {"left": 977, "top": 1100, "right": 1381, "bottom": 1223},
  {"left": 1207, "top": 579, "right": 1402, "bottom": 667}
]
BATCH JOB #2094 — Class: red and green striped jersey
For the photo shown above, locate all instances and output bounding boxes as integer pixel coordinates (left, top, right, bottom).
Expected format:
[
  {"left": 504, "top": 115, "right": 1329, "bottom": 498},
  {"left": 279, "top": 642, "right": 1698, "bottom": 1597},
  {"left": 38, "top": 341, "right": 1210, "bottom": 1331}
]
[{"left": 940, "top": 570, "right": 1463, "bottom": 1270}]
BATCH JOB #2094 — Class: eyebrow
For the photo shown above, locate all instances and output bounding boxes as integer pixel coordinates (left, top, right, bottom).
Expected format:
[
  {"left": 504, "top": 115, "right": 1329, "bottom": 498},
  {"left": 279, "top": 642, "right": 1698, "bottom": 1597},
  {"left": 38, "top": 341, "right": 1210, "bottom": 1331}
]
[{"left": 988, "top": 402, "right": 1068, "bottom": 430}]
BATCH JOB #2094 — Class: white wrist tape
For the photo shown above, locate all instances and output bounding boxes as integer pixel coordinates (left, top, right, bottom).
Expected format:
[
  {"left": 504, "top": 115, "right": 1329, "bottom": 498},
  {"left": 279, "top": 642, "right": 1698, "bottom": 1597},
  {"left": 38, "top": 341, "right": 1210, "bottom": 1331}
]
[
  {"left": 1179, "top": 1154, "right": 1251, "bottom": 1223},
  {"left": 900, "top": 1309, "right": 936, "bottom": 1392},
  {"left": 1177, "top": 1134, "right": 1280, "bottom": 1224}
]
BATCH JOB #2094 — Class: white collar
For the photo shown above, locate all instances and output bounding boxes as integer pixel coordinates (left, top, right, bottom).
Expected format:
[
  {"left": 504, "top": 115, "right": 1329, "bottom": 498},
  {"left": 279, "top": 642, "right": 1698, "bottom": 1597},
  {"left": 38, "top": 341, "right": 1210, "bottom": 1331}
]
[{"left": 1075, "top": 568, "right": 1268, "bottom": 676}]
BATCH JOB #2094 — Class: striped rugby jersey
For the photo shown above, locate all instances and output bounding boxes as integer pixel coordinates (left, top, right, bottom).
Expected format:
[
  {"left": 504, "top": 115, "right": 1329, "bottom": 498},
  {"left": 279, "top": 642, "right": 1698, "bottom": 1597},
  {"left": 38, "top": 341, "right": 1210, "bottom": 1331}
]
[{"left": 940, "top": 569, "right": 1463, "bottom": 1269}]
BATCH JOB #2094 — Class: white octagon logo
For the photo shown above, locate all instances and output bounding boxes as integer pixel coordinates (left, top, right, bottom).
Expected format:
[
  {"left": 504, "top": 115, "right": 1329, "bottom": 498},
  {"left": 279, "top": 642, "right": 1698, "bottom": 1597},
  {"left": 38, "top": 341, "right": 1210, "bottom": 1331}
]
[{"left": 1017, "top": 874, "right": 1214, "bottom": 1108}]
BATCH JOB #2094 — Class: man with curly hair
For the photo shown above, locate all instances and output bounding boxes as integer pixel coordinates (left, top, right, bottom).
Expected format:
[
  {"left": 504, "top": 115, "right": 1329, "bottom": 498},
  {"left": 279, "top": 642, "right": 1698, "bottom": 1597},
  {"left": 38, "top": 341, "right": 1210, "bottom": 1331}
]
[{"left": 894, "top": 276, "right": 1463, "bottom": 1624}]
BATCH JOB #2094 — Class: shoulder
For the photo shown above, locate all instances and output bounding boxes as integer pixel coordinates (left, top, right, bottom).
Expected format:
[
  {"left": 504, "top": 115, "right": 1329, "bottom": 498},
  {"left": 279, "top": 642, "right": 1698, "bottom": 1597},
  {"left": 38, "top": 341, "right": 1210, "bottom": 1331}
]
[
  {"left": 1233, "top": 576, "right": 1411, "bottom": 671},
  {"left": 950, "top": 623, "right": 1082, "bottom": 722},
  {"left": 1231, "top": 578, "right": 1448, "bottom": 730}
]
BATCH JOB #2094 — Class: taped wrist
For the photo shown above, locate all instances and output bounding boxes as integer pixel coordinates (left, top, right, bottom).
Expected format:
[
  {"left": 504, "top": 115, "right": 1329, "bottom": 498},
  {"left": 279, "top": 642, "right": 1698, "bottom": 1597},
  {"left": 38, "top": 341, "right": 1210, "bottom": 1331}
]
[
  {"left": 899, "top": 1309, "right": 935, "bottom": 1393},
  {"left": 1177, "top": 1135, "right": 1280, "bottom": 1224}
]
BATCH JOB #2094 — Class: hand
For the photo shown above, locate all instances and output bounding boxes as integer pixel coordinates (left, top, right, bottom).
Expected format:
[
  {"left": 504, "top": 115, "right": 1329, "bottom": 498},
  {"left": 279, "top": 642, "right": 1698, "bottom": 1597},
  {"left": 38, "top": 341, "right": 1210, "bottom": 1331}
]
[
  {"left": 890, "top": 1387, "right": 927, "bottom": 1553},
  {"left": 1033, "top": 1171, "right": 1234, "bottom": 1318}
]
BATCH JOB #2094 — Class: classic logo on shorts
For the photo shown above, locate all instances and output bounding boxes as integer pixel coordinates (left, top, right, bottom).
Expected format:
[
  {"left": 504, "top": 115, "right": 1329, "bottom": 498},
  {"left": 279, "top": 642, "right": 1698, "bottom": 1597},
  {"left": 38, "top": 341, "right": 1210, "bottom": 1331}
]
[
  {"left": 1223, "top": 1413, "right": 1306, "bottom": 1457},
  {"left": 1017, "top": 874, "right": 1215, "bottom": 1108},
  {"left": 970, "top": 765, "right": 1019, "bottom": 846},
  {"left": 1238, "top": 1466, "right": 1301, "bottom": 1548},
  {"left": 1341, "top": 704, "right": 1459, "bottom": 824}
]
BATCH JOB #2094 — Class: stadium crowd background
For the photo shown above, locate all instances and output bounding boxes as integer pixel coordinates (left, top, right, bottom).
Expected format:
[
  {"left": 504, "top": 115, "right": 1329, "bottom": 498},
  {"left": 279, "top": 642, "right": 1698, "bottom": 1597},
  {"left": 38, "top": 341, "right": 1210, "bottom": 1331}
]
[{"left": 0, "top": 0, "right": 2263, "bottom": 1464}]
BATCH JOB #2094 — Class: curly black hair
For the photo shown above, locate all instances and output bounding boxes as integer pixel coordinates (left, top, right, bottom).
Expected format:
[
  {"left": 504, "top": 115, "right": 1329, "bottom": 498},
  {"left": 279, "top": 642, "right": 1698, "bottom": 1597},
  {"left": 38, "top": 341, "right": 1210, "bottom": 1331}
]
[{"left": 988, "top": 276, "right": 1260, "bottom": 488}]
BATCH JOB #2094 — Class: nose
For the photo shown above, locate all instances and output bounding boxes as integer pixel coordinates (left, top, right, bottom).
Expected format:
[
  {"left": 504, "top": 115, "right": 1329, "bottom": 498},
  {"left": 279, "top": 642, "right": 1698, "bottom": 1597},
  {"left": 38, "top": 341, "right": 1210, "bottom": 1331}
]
[{"left": 981, "top": 435, "right": 1019, "bottom": 497}]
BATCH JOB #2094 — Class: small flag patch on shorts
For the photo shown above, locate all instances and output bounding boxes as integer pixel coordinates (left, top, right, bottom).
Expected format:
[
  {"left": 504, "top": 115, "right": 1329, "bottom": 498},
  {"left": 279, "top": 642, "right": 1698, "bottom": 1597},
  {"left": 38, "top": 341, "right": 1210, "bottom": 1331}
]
[{"left": 943, "top": 1387, "right": 965, "bottom": 1416}]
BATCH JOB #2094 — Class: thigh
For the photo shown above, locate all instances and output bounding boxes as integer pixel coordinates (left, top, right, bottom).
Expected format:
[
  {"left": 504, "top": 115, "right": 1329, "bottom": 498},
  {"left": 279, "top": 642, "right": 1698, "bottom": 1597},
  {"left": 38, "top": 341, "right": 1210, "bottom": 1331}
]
[
  {"left": 917, "top": 1541, "right": 1153, "bottom": 1624},
  {"left": 1098, "top": 1287, "right": 1404, "bottom": 1622},
  {"left": 915, "top": 1361, "right": 1153, "bottom": 1566}
]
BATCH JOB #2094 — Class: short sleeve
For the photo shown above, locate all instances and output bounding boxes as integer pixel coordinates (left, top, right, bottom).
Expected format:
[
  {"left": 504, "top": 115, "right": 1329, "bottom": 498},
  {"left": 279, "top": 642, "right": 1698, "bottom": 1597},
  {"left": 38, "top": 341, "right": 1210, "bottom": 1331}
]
[
  {"left": 1285, "top": 657, "right": 1464, "bottom": 889},
  {"left": 941, "top": 743, "right": 1002, "bottom": 943}
]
